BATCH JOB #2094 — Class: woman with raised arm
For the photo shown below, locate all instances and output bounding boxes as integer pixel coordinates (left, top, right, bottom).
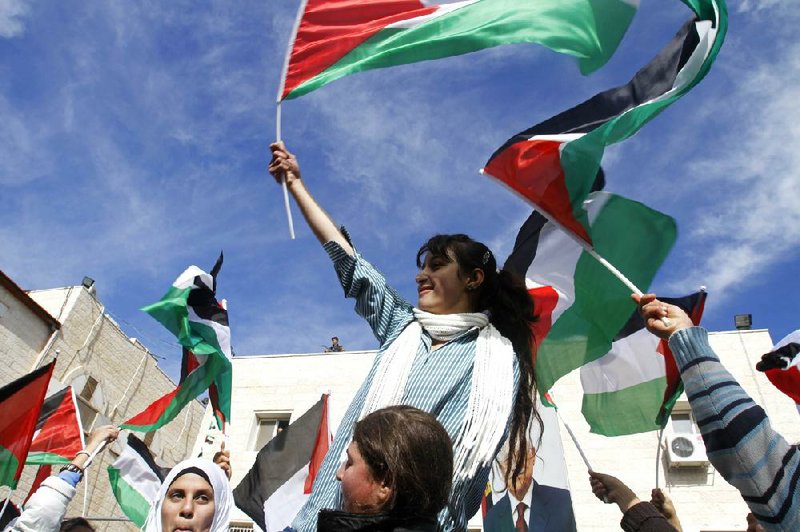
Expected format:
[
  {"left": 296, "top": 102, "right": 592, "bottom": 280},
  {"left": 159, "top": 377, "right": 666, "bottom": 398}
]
[{"left": 269, "top": 143, "right": 539, "bottom": 531}]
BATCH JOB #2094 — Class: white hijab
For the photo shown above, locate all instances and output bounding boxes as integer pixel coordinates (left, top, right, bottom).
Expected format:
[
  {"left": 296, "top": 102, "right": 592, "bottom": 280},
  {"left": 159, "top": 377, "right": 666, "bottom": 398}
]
[{"left": 143, "top": 458, "right": 233, "bottom": 532}]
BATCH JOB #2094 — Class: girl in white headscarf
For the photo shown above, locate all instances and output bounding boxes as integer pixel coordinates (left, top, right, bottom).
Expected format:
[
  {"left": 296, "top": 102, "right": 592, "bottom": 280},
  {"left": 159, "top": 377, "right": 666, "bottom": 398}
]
[{"left": 144, "top": 458, "right": 233, "bottom": 532}]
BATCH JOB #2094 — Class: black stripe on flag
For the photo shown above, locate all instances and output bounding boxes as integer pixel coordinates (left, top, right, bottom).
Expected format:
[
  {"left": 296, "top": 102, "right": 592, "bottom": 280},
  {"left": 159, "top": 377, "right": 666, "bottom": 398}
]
[
  {"left": 233, "top": 396, "right": 326, "bottom": 531},
  {"left": 489, "top": 18, "right": 699, "bottom": 161},
  {"left": 613, "top": 292, "right": 706, "bottom": 342},
  {"left": 502, "top": 169, "right": 606, "bottom": 277},
  {"left": 34, "top": 387, "right": 69, "bottom": 432},
  {"left": 126, "top": 433, "right": 168, "bottom": 482}
]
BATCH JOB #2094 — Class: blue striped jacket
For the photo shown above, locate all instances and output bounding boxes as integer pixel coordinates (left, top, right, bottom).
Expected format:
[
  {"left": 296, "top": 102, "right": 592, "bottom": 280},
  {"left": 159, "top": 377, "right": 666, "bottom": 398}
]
[{"left": 669, "top": 327, "right": 800, "bottom": 531}]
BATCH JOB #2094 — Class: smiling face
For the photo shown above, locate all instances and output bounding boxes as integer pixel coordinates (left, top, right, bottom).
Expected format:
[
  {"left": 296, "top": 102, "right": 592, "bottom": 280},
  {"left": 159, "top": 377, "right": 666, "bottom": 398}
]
[
  {"left": 160, "top": 473, "right": 215, "bottom": 532},
  {"left": 336, "top": 442, "right": 391, "bottom": 514},
  {"left": 416, "top": 250, "right": 480, "bottom": 315}
]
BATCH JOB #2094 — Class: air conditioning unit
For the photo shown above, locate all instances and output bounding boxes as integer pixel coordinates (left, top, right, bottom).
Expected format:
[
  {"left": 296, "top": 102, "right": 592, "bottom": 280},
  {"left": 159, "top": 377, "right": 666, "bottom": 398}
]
[{"left": 665, "top": 433, "right": 709, "bottom": 467}]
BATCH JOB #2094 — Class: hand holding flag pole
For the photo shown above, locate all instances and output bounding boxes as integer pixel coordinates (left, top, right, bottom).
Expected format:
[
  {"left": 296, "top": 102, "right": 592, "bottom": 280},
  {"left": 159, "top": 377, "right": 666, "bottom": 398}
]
[{"left": 276, "top": 103, "right": 296, "bottom": 240}]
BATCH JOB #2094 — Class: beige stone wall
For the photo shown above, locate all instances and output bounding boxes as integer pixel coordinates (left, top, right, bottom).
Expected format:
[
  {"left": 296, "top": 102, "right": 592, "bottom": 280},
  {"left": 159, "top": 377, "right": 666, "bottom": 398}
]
[
  {"left": 0, "top": 283, "right": 54, "bottom": 384},
  {"left": 1, "top": 284, "right": 204, "bottom": 530},
  {"left": 210, "top": 329, "right": 800, "bottom": 532}
]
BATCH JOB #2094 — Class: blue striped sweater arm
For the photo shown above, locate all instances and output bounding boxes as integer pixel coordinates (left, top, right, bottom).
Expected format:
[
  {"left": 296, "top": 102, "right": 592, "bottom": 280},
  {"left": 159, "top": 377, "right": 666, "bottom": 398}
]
[
  {"left": 669, "top": 327, "right": 800, "bottom": 530},
  {"left": 323, "top": 233, "right": 413, "bottom": 347}
]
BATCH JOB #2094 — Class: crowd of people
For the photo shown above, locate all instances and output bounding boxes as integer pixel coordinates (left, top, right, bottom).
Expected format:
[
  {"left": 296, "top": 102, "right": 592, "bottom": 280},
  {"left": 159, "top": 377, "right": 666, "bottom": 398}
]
[{"left": 3, "top": 141, "right": 795, "bottom": 531}]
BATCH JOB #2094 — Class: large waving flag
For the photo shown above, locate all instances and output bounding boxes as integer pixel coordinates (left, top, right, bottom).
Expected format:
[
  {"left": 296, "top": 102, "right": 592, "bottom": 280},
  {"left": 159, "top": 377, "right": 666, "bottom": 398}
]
[
  {"left": 122, "top": 254, "right": 232, "bottom": 432},
  {"left": 107, "top": 433, "right": 167, "bottom": 528},
  {"left": 26, "top": 386, "right": 84, "bottom": 465},
  {"left": 579, "top": 291, "right": 707, "bottom": 435},
  {"left": 233, "top": 394, "right": 331, "bottom": 532},
  {"left": 279, "top": 0, "right": 639, "bottom": 101},
  {"left": 756, "top": 330, "right": 800, "bottom": 414},
  {"left": 503, "top": 192, "right": 676, "bottom": 431},
  {"left": 483, "top": 0, "right": 727, "bottom": 243},
  {"left": 0, "top": 361, "right": 55, "bottom": 489}
]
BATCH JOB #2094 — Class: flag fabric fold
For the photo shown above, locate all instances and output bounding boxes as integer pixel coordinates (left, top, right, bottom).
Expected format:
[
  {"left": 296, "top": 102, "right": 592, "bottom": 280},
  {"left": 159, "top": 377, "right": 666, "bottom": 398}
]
[
  {"left": 279, "top": 0, "right": 639, "bottom": 101},
  {"left": 122, "top": 254, "right": 232, "bottom": 432},
  {"left": 26, "top": 386, "right": 84, "bottom": 465},
  {"left": 107, "top": 433, "right": 167, "bottom": 528},
  {"left": 504, "top": 192, "right": 676, "bottom": 433},
  {"left": 233, "top": 394, "right": 331, "bottom": 532},
  {"left": 483, "top": 0, "right": 727, "bottom": 244},
  {"left": 0, "top": 361, "right": 55, "bottom": 489},
  {"left": 579, "top": 291, "right": 707, "bottom": 435},
  {"left": 757, "top": 330, "right": 800, "bottom": 414}
]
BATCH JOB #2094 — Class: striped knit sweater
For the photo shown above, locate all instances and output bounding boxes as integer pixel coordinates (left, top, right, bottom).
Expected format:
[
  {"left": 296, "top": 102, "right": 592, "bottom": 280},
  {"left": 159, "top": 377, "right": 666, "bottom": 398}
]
[{"left": 669, "top": 327, "right": 800, "bottom": 531}]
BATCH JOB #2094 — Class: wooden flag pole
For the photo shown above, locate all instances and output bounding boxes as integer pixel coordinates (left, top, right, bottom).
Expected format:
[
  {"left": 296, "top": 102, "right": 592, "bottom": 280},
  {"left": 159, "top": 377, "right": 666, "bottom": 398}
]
[{"left": 276, "top": 103, "right": 296, "bottom": 240}]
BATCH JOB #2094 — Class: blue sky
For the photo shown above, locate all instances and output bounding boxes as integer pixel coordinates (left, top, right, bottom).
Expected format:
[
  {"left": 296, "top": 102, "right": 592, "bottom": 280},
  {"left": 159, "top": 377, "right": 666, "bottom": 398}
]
[{"left": 1, "top": 1, "right": 798, "bottom": 383}]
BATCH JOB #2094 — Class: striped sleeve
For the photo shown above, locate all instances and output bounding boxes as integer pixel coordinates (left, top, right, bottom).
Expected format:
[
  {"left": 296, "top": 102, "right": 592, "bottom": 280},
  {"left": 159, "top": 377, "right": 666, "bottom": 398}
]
[
  {"left": 323, "top": 230, "right": 413, "bottom": 347},
  {"left": 669, "top": 327, "right": 800, "bottom": 531}
]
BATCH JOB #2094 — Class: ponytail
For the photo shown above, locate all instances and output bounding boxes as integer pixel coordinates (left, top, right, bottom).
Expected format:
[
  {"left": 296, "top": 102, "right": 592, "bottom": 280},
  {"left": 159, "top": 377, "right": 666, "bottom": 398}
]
[{"left": 487, "top": 269, "right": 541, "bottom": 490}]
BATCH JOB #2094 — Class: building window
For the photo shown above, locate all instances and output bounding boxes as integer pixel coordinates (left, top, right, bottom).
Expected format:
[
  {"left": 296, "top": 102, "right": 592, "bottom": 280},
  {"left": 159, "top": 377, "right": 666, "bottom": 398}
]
[
  {"left": 669, "top": 411, "right": 699, "bottom": 434},
  {"left": 251, "top": 414, "right": 290, "bottom": 451},
  {"left": 76, "top": 376, "right": 100, "bottom": 432}
]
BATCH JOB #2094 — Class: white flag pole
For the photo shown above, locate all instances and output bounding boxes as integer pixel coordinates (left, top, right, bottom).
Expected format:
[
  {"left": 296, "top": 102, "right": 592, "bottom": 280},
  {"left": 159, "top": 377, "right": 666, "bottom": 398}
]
[
  {"left": 655, "top": 428, "right": 665, "bottom": 488},
  {"left": 555, "top": 408, "right": 592, "bottom": 472},
  {"left": 478, "top": 173, "right": 670, "bottom": 325},
  {"left": 276, "top": 103, "right": 296, "bottom": 240},
  {"left": 274, "top": 0, "right": 308, "bottom": 242},
  {"left": 0, "top": 489, "right": 13, "bottom": 519}
]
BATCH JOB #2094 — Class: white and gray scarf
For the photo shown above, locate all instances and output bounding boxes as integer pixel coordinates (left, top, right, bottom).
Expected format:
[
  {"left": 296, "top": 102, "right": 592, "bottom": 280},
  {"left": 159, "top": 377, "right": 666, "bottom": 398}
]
[{"left": 359, "top": 308, "right": 515, "bottom": 484}]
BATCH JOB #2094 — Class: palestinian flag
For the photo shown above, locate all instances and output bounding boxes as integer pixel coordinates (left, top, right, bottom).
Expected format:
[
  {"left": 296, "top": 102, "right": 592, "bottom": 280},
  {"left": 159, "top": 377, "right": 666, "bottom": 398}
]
[
  {"left": 757, "top": 330, "right": 800, "bottom": 414},
  {"left": 279, "top": 0, "right": 639, "bottom": 101},
  {"left": 503, "top": 192, "right": 676, "bottom": 432},
  {"left": 233, "top": 394, "right": 330, "bottom": 532},
  {"left": 483, "top": 0, "right": 727, "bottom": 243},
  {"left": 579, "top": 291, "right": 707, "bottom": 435},
  {"left": 0, "top": 361, "right": 55, "bottom": 488},
  {"left": 122, "top": 254, "right": 232, "bottom": 432},
  {"left": 26, "top": 386, "right": 84, "bottom": 465},
  {"left": 107, "top": 433, "right": 167, "bottom": 528}
]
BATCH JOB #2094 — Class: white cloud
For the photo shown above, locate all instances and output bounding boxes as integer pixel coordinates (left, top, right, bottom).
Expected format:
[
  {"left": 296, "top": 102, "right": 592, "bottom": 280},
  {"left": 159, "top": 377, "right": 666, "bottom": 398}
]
[
  {"left": 663, "top": 42, "right": 800, "bottom": 299},
  {"left": 0, "top": 0, "right": 29, "bottom": 38}
]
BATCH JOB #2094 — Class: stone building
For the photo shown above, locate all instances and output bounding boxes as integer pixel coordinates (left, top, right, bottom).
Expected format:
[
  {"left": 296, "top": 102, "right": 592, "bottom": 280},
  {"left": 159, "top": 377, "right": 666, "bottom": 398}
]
[
  {"left": 0, "top": 270, "right": 204, "bottom": 530},
  {"left": 198, "top": 328, "right": 799, "bottom": 531}
]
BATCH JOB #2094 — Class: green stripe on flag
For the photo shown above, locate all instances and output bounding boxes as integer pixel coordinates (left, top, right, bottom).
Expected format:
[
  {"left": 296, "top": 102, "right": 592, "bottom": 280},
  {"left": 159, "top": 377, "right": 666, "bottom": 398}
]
[
  {"left": 582, "top": 377, "right": 667, "bottom": 435},
  {"left": 288, "top": 0, "right": 637, "bottom": 99},
  {"left": 0, "top": 445, "right": 20, "bottom": 489},
  {"left": 121, "top": 354, "right": 225, "bottom": 431},
  {"left": 108, "top": 466, "right": 152, "bottom": 528},
  {"left": 536, "top": 194, "right": 676, "bottom": 392},
  {"left": 560, "top": 0, "right": 726, "bottom": 228},
  {"left": 25, "top": 451, "right": 71, "bottom": 465}
]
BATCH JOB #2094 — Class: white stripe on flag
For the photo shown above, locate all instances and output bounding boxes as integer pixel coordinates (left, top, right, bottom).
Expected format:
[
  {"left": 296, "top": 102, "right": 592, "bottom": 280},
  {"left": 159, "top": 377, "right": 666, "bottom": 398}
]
[
  {"left": 580, "top": 327, "right": 663, "bottom": 394},
  {"left": 263, "top": 463, "right": 311, "bottom": 532},
  {"left": 388, "top": 1, "right": 479, "bottom": 29}
]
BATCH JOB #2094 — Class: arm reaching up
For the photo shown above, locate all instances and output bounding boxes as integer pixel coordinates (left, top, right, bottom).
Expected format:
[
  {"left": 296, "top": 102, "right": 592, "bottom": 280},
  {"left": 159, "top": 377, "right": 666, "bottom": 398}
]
[{"left": 268, "top": 142, "right": 353, "bottom": 255}]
